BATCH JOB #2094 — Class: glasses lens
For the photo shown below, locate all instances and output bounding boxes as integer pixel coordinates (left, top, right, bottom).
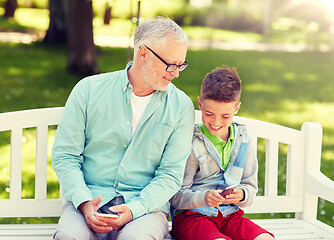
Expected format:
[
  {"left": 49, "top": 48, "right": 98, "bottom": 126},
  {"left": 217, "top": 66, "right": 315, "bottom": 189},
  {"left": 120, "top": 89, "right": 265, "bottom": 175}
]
[
  {"left": 178, "top": 63, "right": 188, "bottom": 72},
  {"left": 166, "top": 63, "right": 188, "bottom": 72},
  {"left": 166, "top": 65, "right": 177, "bottom": 72}
]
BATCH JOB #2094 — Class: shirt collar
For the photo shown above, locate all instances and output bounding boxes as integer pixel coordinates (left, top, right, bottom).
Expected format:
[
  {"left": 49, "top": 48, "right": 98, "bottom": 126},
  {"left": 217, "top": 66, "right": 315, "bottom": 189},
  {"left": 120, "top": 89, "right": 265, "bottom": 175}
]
[
  {"left": 121, "top": 61, "right": 169, "bottom": 98},
  {"left": 122, "top": 61, "right": 133, "bottom": 93},
  {"left": 199, "top": 124, "right": 234, "bottom": 145}
]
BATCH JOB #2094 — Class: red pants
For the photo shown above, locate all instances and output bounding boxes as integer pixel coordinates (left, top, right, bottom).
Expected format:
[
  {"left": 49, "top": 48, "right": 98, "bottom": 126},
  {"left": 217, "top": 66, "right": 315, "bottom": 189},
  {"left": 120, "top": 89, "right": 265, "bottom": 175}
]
[{"left": 171, "top": 209, "right": 274, "bottom": 240}]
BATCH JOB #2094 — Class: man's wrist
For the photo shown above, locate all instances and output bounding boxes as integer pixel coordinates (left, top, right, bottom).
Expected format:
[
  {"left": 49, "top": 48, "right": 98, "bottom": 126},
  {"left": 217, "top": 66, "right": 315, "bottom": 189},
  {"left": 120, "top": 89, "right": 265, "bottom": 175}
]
[{"left": 78, "top": 201, "right": 89, "bottom": 212}]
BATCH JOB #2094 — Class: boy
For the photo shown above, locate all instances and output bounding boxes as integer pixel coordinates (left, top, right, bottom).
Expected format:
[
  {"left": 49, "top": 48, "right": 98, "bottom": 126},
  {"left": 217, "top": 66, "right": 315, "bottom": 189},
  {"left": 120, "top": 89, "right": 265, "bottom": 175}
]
[{"left": 170, "top": 66, "right": 275, "bottom": 240}]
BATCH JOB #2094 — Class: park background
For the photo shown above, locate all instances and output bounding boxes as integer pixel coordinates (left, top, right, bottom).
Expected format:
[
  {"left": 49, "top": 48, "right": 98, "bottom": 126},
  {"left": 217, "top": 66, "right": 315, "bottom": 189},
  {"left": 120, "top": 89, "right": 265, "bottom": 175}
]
[{"left": 0, "top": 0, "right": 333, "bottom": 228}]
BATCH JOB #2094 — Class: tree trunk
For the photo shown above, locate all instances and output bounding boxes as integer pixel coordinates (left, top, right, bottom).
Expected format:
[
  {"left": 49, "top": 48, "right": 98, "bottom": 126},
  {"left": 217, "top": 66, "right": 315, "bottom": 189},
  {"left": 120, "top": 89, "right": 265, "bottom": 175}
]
[
  {"left": 66, "top": 0, "right": 99, "bottom": 77},
  {"left": 263, "top": 0, "right": 272, "bottom": 40},
  {"left": 104, "top": 3, "right": 112, "bottom": 25},
  {"left": 43, "top": 0, "right": 67, "bottom": 45},
  {"left": 4, "top": 0, "right": 18, "bottom": 18}
]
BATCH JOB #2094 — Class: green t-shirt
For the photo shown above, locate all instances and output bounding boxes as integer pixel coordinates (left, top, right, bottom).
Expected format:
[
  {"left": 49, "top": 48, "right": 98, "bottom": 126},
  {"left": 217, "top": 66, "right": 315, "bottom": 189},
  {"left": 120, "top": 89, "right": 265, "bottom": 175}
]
[{"left": 199, "top": 124, "right": 235, "bottom": 170}]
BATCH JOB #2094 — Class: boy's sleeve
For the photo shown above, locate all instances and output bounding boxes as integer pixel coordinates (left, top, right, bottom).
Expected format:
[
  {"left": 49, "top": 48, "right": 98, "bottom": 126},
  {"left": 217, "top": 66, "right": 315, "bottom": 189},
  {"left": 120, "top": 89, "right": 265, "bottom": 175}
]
[
  {"left": 170, "top": 151, "right": 207, "bottom": 210},
  {"left": 236, "top": 133, "right": 258, "bottom": 207}
]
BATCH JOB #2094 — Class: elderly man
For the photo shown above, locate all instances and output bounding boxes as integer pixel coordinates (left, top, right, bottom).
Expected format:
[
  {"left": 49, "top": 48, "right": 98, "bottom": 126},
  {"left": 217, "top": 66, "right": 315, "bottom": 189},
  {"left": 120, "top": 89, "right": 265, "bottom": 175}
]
[{"left": 52, "top": 16, "right": 194, "bottom": 240}]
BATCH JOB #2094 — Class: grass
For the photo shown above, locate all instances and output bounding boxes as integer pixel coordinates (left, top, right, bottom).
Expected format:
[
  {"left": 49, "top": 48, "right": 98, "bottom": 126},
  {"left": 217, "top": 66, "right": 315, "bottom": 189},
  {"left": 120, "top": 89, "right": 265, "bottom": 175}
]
[{"left": 0, "top": 42, "right": 333, "bottom": 227}]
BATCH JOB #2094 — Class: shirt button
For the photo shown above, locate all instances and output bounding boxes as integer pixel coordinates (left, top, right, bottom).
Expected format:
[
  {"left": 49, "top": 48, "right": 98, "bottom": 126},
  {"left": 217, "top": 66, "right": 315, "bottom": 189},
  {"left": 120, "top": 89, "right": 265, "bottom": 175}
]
[
  {"left": 123, "top": 144, "right": 127, "bottom": 148},
  {"left": 127, "top": 101, "right": 130, "bottom": 104},
  {"left": 126, "top": 121, "right": 130, "bottom": 125},
  {"left": 121, "top": 163, "right": 125, "bottom": 167}
]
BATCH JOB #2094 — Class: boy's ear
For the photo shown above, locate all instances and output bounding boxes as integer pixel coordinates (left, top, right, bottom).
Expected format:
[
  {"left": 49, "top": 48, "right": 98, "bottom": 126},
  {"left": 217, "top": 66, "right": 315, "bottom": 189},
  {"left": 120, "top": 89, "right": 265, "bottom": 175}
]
[
  {"left": 235, "top": 102, "right": 241, "bottom": 114},
  {"left": 197, "top": 97, "right": 202, "bottom": 110}
]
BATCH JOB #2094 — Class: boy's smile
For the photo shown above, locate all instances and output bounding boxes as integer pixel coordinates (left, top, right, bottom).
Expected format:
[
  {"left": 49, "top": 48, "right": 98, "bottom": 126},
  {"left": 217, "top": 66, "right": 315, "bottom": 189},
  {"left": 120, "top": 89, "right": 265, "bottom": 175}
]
[{"left": 198, "top": 98, "right": 240, "bottom": 141}]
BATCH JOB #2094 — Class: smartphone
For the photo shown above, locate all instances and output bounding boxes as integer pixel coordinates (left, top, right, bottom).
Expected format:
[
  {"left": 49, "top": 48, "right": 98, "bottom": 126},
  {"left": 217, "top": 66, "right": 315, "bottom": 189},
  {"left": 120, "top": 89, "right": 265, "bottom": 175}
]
[
  {"left": 97, "top": 213, "right": 119, "bottom": 219},
  {"left": 220, "top": 185, "right": 237, "bottom": 198}
]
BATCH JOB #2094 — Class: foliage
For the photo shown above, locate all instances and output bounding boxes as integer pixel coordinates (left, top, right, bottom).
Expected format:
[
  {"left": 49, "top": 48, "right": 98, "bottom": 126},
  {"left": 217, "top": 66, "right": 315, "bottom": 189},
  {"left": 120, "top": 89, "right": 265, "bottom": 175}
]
[
  {"left": 157, "top": 2, "right": 263, "bottom": 33},
  {"left": 18, "top": 0, "right": 48, "bottom": 9},
  {"left": 0, "top": 14, "right": 27, "bottom": 31},
  {"left": 272, "top": 0, "right": 334, "bottom": 32}
]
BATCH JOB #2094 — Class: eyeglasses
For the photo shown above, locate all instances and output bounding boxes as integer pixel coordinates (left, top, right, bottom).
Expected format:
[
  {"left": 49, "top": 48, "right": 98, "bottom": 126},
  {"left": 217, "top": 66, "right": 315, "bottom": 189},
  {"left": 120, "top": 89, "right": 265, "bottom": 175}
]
[{"left": 143, "top": 45, "right": 188, "bottom": 72}]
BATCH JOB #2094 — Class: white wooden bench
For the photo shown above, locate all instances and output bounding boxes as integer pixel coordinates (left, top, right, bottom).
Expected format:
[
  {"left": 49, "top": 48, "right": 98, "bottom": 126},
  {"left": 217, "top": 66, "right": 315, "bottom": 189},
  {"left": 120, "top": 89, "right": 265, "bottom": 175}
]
[{"left": 0, "top": 107, "right": 333, "bottom": 239}]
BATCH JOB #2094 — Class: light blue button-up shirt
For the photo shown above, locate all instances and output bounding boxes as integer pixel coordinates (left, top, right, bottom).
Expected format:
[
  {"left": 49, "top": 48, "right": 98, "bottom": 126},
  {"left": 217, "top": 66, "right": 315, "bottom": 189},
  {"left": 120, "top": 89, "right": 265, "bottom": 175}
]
[{"left": 52, "top": 62, "right": 195, "bottom": 219}]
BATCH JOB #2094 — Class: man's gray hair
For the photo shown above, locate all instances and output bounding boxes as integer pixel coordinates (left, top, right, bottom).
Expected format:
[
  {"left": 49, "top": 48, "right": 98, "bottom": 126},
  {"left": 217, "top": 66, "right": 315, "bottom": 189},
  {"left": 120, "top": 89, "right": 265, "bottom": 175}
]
[{"left": 134, "top": 16, "right": 188, "bottom": 49}]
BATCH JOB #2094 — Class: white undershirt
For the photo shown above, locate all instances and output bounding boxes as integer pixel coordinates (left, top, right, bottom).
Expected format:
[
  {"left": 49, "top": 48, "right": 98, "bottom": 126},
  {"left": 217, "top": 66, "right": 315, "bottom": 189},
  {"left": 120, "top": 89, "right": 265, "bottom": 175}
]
[{"left": 130, "top": 92, "right": 153, "bottom": 139}]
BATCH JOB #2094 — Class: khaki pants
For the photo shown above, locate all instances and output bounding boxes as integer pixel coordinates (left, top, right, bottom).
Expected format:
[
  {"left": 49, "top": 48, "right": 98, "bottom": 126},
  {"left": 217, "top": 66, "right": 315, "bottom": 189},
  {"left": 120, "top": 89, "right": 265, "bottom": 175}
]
[{"left": 53, "top": 200, "right": 169, "bottom": 240}]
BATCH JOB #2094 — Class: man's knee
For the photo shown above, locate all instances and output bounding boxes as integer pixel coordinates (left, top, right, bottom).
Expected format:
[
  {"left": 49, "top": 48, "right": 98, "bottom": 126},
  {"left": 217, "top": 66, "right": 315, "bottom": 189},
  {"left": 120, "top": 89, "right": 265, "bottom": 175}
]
[
  {"left": 53, "top": 229, "right": 97, "bottom": 240},
  {"left": 116, "top": 229, "right": 155, "bottom": 240},
  {"left": 53, "top": 230, "right": 79, "bottom": 240},
  {"left": 116, "top": 212, "right": 168, "bottom": 240}
]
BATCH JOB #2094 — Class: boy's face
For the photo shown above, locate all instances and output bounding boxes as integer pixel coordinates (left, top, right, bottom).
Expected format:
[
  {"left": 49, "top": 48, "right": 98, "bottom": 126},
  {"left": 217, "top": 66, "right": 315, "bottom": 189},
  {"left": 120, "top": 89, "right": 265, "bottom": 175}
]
[{"left": 198, "top": 97, "right": 240, "bottom": 141}]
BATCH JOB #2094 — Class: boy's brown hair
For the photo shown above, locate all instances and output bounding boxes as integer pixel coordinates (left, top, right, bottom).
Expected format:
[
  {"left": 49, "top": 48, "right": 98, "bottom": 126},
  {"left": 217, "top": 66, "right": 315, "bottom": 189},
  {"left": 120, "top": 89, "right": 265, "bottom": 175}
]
[{"left": 200, "top": 65, "right": 241, "bottom": 103}]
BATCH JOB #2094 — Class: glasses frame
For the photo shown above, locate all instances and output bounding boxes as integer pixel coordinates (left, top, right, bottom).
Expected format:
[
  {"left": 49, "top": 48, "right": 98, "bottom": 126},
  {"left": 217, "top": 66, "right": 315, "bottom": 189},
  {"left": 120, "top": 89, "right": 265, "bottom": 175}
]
[{"left": 142, "top": 45, "right": 188, "bottom": 72}]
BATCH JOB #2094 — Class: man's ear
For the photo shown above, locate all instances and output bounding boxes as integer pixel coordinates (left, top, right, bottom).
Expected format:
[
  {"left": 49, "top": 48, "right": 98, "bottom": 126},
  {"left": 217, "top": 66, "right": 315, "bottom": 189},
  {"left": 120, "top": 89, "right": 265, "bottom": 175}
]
[
  {"left": 235, "top": 102, "right": 241, "bottom": 114},
  {"left": 138, "top": 45, "right": 147, "bottom": 60},
  {"left": 198, "top": 96, "right": 202, "bottom": 110}
]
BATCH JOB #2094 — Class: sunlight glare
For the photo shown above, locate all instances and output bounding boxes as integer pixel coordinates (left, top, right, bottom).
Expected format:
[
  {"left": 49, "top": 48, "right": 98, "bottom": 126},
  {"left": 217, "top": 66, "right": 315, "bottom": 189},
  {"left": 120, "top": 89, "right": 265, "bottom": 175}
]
[{"left": 320, "top": 0, "right": 334, "bottom": 15}]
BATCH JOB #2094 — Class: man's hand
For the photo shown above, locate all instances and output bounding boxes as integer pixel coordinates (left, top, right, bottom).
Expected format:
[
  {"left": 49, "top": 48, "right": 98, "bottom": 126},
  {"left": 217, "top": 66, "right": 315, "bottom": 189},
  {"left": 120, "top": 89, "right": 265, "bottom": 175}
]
[
  {"left": 78, "top": 196, "right": 113, "bottom": 234},
  {"left": 97, "top": 204, "right": 133, "bottom": 231}
]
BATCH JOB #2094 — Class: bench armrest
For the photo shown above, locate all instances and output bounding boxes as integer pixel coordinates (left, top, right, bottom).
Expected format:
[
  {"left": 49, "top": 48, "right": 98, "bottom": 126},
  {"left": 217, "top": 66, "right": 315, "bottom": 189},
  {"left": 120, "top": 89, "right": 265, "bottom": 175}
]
[{"left": 305, "top": 171, "right": 334, "bottom": 203}]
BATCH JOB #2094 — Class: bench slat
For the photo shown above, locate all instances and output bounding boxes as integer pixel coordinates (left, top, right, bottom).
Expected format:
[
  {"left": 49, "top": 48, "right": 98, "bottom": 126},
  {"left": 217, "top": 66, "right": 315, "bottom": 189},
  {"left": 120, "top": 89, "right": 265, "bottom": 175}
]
[
  {"left": 265, "top": 139, "right": 278, "bottom": 197},
  {"left": 0, "top": 107, "right": 64, "bottom": 131},
  {"left": 244, "top": 196, "right": 303, "bottom": 213},
  {"left": 286, "top": 143, "right": 304, "bottom": 196},
  {"left": 10, "top": 128, "right": 23, "bottom": 200},
  {"left": 253, "top": 219, "right": 334, "bottom": 240},
  {"left": 35, "top": 125, "right": 48, "bottom": 200},
  {"left": 0, "top": 199, "right": 63, "bottom": 218}
]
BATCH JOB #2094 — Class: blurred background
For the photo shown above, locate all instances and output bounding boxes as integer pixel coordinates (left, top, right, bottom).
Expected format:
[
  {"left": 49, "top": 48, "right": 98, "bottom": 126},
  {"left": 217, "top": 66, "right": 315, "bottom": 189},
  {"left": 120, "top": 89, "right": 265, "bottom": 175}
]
[{"left": 0, "top": 0, "right": 333, "bottom": 227}]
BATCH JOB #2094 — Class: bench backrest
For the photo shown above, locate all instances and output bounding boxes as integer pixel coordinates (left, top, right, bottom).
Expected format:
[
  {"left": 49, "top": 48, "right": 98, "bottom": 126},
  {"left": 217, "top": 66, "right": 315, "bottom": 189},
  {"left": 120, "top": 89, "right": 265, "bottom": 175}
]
[
  {"left": 0, "top": 108, "right": 64, "bottom": 218},
  {"left": 0, "top": 108, "right": 323, "bottom": 219}
]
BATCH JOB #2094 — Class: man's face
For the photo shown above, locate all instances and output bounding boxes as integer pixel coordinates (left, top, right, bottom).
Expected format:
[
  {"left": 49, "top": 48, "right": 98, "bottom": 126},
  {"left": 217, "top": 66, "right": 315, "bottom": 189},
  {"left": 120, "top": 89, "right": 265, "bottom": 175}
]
[
  {"left": 142, "top": 40, "right": 187, "bottom": 92},
  {"left": 198, "top": 97, "right": 240, "bottom": 140}
]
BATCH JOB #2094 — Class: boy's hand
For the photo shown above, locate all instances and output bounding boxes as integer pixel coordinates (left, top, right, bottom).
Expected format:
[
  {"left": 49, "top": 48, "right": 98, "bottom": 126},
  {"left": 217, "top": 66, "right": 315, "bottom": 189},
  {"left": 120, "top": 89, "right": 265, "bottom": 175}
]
[
  {"left": 205, "top": 190, "right": 225, "bottom": 207},
  {"left": 205, "top": 188, "right": 245, "bottom": 207},
  {"left": 222, "top": 188, "right": 244, "bottom": 204}
]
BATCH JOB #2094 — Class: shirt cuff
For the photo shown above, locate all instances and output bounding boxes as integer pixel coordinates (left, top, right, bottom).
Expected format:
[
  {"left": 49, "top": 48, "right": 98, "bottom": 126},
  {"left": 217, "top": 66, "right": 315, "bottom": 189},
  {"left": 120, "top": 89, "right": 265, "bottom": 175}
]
[
  {"left": 71, "top": 191, "right": 93, "bottom": 209},
  {"left": 126, "top": 200, "right": 146, "bottom": 220}
]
